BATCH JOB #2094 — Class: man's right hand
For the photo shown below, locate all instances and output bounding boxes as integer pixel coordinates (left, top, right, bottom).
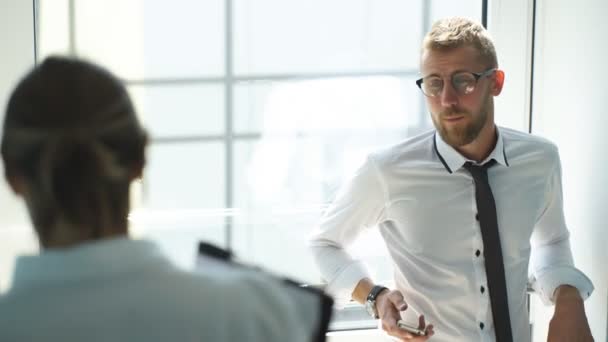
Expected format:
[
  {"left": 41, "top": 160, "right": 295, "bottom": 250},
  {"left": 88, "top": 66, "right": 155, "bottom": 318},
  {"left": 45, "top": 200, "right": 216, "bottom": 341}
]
[{"left": 376, "top": 289, "right": 435, "bottom": 341}]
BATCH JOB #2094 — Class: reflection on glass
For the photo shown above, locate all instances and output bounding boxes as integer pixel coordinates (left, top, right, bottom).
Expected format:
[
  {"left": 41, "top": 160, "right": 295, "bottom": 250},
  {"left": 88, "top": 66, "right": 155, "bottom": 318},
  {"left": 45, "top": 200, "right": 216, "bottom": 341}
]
[
  {"left": 233, "top": 0, "right": 423, "bottom": 74},
  {"left": 128, "top": 84, "right": 225, "bottom": 138},
  {"left": 37, "top": 0, "right": 70, "bottom": 58},
  {"left": 236, "top": 77, "right": 424, "bottom": 205},
  {"left": 144, "top": 142, "right": 225, "bottom": 209},
  {"left": 232, "top": 77, "right": 429, "bottom": 282},
  {"left": 75, "top": 0, "right": 224, "bottom": 79},
  {"left": 33, "top": 0, "right": 482, "bottom": 293}
]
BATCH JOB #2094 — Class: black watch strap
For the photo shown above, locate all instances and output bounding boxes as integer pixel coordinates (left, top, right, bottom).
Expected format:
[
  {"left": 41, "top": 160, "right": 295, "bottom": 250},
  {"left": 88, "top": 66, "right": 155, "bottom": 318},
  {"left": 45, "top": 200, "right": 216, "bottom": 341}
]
[
  {"left": 367, "top": 285, "right": 388, "bottom": 302},
  {"left": 366, "top": 285, "right": 388, "bottom": 319}
]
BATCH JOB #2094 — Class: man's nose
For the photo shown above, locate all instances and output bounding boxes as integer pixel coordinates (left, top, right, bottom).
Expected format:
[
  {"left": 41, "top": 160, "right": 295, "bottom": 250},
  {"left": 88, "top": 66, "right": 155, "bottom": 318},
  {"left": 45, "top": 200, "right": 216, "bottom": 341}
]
[{"left": 439, "top": 82, "right": 459, "bottom": 107}]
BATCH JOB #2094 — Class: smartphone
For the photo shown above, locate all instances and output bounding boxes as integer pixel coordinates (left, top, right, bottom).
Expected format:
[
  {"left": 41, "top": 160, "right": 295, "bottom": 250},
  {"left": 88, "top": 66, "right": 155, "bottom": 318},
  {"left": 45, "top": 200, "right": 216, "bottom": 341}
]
[{"left": 397, "top": 320, "right": 426, "bottom": 336}]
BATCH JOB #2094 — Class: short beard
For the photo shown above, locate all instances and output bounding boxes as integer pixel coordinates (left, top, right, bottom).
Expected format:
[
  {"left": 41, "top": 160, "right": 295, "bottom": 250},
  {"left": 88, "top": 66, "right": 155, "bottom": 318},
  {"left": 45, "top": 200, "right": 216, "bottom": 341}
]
[{"left": 433, "top": 98, "right": 490, "bottom": 147}]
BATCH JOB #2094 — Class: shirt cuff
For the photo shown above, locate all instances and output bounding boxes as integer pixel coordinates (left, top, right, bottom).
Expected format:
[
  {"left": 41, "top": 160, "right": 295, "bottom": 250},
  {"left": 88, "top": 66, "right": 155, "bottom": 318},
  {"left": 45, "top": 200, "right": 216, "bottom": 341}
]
[
  {"left": 531, "top": 266, "right": 594, "bottom": 305},
  {"left": 324, "top": 260, "right": 370, "bottom": 308}
]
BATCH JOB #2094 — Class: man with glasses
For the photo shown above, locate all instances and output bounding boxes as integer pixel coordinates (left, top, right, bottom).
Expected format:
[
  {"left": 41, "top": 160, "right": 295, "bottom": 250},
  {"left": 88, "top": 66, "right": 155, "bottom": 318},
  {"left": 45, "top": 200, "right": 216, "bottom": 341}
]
[{"left": 310, "top": 17, "right": 594, "bottom": 341}]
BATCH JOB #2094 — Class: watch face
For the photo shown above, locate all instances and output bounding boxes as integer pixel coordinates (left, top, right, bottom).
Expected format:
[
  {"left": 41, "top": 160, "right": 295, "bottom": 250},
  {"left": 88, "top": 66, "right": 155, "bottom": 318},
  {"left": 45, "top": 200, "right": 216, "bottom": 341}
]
[
  {"left": 365, "top": 285, "right": 387, "bottom": 319},
  {"left": 365, "top": 300, "right": 377, "bottom": 318}
]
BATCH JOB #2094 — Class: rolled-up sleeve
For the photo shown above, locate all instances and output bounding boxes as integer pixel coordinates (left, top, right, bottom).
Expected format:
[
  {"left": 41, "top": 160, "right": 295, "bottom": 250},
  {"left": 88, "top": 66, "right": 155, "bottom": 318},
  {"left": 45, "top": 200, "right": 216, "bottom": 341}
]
[
  {"left": 528, "top": 150, "right": 594, "bottom": 305},
  {"left": 309, "top": 156, "right": 387, "bottom": 306}
]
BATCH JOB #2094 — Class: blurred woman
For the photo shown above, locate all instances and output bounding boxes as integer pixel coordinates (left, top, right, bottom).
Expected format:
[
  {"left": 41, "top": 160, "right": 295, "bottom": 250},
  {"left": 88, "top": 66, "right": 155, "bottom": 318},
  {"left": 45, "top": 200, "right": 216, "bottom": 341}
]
[{"left": 0, "top": 56, "right": 320, "bottom": 341}]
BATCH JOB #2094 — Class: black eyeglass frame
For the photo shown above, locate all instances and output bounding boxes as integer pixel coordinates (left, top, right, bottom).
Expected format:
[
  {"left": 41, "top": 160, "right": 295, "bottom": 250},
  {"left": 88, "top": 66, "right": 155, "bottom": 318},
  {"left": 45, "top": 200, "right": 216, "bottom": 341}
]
[{"left": 415, "top": 68, "right": 497, "bottom": 97}]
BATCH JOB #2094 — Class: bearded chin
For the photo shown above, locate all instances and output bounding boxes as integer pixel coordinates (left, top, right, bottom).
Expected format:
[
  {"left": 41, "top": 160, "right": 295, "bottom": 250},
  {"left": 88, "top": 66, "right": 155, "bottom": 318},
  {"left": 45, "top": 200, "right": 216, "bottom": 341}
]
[
  {"left": 435, "top": 110, "right": 488, "bottom": 147},
  {"left": 439, "top": 122, "right": 477, "bottom": 146}
]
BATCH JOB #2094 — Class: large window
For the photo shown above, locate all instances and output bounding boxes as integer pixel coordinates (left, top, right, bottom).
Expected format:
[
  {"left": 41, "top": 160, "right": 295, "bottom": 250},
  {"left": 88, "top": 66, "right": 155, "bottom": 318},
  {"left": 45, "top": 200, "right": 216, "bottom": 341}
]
[{"left": 36, "top": 0, "right": 482, "bottom": 303}]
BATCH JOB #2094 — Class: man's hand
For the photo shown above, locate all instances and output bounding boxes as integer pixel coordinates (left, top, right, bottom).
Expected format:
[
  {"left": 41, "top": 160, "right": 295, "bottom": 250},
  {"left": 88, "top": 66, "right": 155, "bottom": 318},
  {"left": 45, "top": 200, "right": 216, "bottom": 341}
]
[
  {"left": 376, "top": 289, "right": 434, "bottom": 341},
  {"left": 547, "top": 285, "right": 593, "bottom": 342}
]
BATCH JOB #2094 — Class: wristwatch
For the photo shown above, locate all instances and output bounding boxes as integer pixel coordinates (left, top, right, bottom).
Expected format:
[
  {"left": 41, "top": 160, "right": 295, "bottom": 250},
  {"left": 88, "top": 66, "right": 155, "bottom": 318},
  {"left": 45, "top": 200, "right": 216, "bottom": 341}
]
[{"left": 365, "top": 285, "right": 388, "bottom": 319}]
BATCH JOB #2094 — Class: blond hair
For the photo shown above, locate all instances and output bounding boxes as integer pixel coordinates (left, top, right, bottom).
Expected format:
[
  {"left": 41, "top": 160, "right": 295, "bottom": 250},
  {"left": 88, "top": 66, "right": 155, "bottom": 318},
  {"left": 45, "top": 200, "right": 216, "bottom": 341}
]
[{"left": 422, "top": 17, "right": 498, "bottom": 68}]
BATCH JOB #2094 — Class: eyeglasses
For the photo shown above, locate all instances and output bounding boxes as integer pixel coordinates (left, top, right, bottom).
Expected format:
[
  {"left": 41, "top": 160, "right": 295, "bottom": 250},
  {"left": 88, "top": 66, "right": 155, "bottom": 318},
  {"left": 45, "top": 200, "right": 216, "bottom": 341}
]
[{"left": 416, "top": 68, "right": 497, "bottom": 98}]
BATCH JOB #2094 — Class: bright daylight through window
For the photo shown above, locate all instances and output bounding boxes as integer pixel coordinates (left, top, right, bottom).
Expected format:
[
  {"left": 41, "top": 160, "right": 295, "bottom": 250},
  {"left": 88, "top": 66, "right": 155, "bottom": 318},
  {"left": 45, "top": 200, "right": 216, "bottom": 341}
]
[{"left": 36, "top": 0, "right": 482, "bottom": 329}]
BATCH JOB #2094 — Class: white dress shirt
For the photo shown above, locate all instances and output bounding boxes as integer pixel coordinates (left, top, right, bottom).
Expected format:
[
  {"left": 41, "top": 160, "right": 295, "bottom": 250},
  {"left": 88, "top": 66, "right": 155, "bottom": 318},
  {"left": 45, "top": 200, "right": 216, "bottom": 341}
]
[
  {"left": 0, "top": 237, "right": 314, "bottom": 342},
  {"left": 310, "top": 127, "right": 594, "bottom": 342}
]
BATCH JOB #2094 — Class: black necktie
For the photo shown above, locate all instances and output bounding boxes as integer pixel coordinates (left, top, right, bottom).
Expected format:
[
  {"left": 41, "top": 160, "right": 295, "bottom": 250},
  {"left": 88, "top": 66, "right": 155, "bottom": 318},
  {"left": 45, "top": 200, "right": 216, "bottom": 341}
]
[{"left": 463, "top": 161, "right": 513, "bottom": 342}]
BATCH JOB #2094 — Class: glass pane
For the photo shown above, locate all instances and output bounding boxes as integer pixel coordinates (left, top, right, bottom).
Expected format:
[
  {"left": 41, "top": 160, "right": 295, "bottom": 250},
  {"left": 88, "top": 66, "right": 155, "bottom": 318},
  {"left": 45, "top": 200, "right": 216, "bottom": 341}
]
[
  {"left": 232, "top": 139, "right": 396, "bottom": 284},
  {"left": 232, "top": 76, "right": 429, "bottom": 283},
  {"left": 37, "top": 0, "right": 70, "bottom": 58},
  {"left": 232, "top": 141, "right": 322, "bottom": 283},
  {"left": 74, "top": 0, "right": 224, "bottom": 79},
  {"left": 128, "top": 84, "right": 224, "bottom": 138},
  {"left": 230, "top": 220, "right": 321, "bottom": 283},
  {"left": 232, "top": 133, "right": 407, "bottom": 228},
  {"left": 233, "top": 0, "right": 423, "bottom": 75},
  {"left": 129, "top": 212, "right": 227, "bottom": 271},
  {"left": 131, "top": 142, "right": 228, "bottom": 270},
  {"left": 144, "top": 142, "right": 225, "bottom": 209},
  {"left": 430, "top": 0, "right": 483, "bottom": 26},
  {"left": 234, "top": 76, "right": 427, "bottom": 135}
]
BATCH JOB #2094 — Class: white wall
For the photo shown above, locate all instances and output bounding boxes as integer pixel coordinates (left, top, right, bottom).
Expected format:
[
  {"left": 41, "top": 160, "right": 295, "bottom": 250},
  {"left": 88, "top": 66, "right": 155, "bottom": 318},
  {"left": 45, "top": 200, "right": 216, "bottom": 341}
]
[
  {"left": 488, "top": 0, "right": 535, "bottom": 132},
  {"left": 0, "top": 0, "right": 37, "bottom": 292},
  {"left": 486, "top": 0, "right": 607, "bottom": 340},
  {"left": 531, "top": 0, "right": 608, "bottom": 341}
]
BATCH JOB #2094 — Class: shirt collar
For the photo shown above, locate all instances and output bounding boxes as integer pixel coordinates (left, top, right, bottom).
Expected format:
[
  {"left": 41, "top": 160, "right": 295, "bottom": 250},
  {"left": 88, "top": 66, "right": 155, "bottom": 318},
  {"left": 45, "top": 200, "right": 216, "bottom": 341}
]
[
  {"left": 433, "top": 126, "right": 510, "bottom": 174},
  {"left": 10, "top": 237, "right": 170, "bottom": 291}
]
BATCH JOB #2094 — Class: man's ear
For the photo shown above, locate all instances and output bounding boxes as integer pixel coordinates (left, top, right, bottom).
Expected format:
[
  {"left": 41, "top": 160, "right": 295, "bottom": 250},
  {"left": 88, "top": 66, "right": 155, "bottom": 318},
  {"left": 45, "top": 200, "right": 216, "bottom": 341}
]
[{"left": 491, "top": 69, "right": 505, "bottom": 96}]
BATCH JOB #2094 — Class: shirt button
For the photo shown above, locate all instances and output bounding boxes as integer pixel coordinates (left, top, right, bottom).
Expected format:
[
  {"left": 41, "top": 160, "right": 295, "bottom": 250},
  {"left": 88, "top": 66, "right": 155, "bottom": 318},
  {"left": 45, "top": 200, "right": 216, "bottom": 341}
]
[
  {"left": 479, "top": 322, "right": 485, "bottom": 330},
  {"left": 480, "top": 286, "right": 485, "bottom": 294},
  {"left": 475, "top": 250, "right": 481, "bottom": 257}
]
